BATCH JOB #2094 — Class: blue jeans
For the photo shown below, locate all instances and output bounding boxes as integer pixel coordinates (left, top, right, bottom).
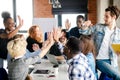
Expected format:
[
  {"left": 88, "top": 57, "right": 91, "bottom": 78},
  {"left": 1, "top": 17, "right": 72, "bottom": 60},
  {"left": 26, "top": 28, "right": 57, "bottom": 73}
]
[{"left": 96, "top": 59, "right": 120, "bottom": 80}]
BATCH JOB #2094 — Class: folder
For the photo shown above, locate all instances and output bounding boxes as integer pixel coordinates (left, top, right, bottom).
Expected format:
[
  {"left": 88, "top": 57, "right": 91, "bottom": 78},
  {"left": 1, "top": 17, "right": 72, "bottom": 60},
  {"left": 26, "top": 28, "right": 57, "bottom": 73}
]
[{"left": 111, "top": 44, "right": 120, "bottom": 53}]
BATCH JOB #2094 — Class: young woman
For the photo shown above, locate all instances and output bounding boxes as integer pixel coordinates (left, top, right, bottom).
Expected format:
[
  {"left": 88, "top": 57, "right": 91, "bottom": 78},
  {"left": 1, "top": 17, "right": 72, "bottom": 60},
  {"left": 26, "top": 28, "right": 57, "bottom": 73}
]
[
  {"left": 79, "top": 34, "right": 97, "bottom": 78},
  {"left": 0, "top": 12, "right": 23, "bottom": 68}
]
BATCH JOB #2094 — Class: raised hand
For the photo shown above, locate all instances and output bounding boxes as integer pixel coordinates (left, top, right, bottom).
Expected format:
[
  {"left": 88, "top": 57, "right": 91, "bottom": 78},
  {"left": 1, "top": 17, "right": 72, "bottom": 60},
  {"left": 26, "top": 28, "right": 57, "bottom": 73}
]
[
  {"left": 53, "top": 27, "right": 62, "bottom": 42},
  {"left": 40, "top": 32, "right": 54, "bottom": 58},
  {"left": 65, "top": 19, "right": 71, "bottom": 30},
  {"left": 47, "top": 32, "right": 54, "bottom": 46},
  {"left": 81, "top": 20, "right": 92, "bottom": 30},
  {"left": 17, "top": 15, "right": 23, "bottom": 28},
  {"left": 42, "top": 32, "right": 54, "bottom": 50}
]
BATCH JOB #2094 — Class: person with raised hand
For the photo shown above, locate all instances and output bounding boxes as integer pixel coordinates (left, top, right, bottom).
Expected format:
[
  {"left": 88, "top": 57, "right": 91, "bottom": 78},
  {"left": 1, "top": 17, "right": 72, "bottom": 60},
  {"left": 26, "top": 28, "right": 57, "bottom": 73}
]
[
  {"left": 65, "top": 15, "right": 85, "bottom": 38},
  {"left": 79, "top": 6, "right": 120, "bottom": 80},
  {"left": 7, "top": 31, "right": 54, "bottom": 80},
  {"left": 0, "top": 11, "right": 23, "bottom": 68}
]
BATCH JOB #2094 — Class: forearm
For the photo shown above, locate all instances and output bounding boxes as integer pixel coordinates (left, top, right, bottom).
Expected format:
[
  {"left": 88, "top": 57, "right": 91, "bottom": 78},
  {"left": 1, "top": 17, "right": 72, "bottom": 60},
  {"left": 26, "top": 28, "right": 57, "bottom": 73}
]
[
  {"left": 39, "top": 43, "right": 53, "bottom": 58},
  {"left": 7, "top": 26, "right": 21, "bottom": 39},
  {"left": 79, "top": 26, "right": 95, "bottom": 35}
]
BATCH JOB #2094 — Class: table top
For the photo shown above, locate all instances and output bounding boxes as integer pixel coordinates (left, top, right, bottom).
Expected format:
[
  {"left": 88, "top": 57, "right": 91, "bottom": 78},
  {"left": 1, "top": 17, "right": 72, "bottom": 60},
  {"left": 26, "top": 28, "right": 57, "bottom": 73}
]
[{"left": 30, "top": 59, "right": 69, "bottom": 80}]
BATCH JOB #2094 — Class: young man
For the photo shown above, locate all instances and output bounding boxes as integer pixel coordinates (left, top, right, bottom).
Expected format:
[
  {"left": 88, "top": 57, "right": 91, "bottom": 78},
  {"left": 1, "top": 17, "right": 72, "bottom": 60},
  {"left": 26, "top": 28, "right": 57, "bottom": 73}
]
[
  {"left": 65, "top": 15, "right": 85, "bottom": 38},
  {"left": 80, "top": 6, "right": 120, "bottom": 80},
  {"left": 64, "top": 37, "right": 96, "bottom": 80}
]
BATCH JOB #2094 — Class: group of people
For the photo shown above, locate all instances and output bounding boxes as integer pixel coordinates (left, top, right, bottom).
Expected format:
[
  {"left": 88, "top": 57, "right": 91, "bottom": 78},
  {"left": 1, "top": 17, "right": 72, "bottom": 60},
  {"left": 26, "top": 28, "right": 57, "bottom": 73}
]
[
  {"left": 0, "top": 5, "right": 120, "bottom": 80},
  {"left": 65, "top": 5, "right": 120, "bottom": 80}
]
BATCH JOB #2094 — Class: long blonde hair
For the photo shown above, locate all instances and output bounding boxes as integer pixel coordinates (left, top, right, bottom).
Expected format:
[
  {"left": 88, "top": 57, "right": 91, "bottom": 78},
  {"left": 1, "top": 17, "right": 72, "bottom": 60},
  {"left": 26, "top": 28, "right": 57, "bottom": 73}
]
[{"left": 29, "top": 25, "right": 43, "bottom": 43}]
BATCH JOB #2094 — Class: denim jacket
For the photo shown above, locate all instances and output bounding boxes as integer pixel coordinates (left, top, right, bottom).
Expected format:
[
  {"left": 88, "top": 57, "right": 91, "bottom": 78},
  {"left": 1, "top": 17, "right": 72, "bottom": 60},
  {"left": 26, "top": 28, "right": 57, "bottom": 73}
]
[{"left": 79, "top": 23, "right": 120, "bottom": 67}]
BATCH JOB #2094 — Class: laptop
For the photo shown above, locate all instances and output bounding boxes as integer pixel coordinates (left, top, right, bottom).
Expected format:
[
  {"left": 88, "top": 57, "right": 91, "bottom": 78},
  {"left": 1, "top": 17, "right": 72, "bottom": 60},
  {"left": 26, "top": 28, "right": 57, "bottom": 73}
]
[{"left": 46, "top": 52, "right": 59, "bottom": 65}]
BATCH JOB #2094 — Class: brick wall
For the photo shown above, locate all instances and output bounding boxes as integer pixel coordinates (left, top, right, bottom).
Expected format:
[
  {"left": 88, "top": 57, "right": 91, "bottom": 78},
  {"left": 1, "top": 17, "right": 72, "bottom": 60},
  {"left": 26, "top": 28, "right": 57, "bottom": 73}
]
[
  {"left": 33, "top": 0, "right": 53, "bottom": 18},
  {"left": 33, "top": 0, "right": 97, "bottom": 24},
  {"left": 88, "top": 0, "right": 97, "bottom": 25}
]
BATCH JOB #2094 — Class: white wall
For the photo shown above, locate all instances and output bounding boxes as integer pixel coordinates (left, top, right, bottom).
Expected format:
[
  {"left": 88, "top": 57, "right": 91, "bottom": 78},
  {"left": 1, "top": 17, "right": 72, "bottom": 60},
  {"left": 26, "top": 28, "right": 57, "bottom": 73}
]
[
  {"left": 97, "top": 0, "right": 109, "bottom": 23},
  {"left": 114, "top": 0, "right": 120, "bottom": 28}
]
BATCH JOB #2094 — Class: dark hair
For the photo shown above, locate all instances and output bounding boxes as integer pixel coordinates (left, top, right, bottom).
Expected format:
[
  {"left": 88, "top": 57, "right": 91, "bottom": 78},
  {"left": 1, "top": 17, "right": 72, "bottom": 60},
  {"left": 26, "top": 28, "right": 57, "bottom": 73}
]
[
  {"left": 79, "top": 34, "right": 96, "bottom": 58},
  {"left": 61, "top": 29, "right": 66, "bottom": 33},
  {"left": 77, "top": 15, "right": 84, "bottom": 21},
  {"left": 1, "top": 11, "right": 12, "bottom": 23},
  {"left": 66, "top": 37, "right": 81, "bottom": 54},
  {"left": 61, "top": 29, "right": 69, "bottom": 39},
  {"left": 105, "top": 6, "right": 120, "bottom": 20}
]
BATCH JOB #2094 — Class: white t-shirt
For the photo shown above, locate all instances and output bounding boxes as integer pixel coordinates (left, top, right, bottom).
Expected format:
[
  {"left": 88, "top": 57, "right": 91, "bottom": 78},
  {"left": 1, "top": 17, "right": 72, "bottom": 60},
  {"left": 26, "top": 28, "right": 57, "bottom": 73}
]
[{"left": 96, "top": 27, "right": 114, "bottom": 59}]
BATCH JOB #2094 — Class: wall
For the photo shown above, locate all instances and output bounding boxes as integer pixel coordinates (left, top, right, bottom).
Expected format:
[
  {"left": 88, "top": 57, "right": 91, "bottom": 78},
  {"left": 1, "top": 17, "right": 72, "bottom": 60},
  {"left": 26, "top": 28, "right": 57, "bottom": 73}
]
[
  {"left": 88, "top": 0, "right": 97, "bottom": 25},
  {"left": 33, "top": 0, "right": 97, "bottom": 25},
  {"left": 33, "top": 0, "right": 53, "bottom": 18},
  {"left": 97, "top": 0, "right": 109, "bottom": 23}
]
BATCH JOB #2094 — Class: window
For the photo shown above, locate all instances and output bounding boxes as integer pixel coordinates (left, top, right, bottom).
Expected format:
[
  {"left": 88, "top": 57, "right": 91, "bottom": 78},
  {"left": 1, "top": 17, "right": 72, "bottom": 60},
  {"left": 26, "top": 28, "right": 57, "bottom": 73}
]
[
  {"left": 0, "top": 0, "right": 33, "bottom": 32},
  {"left": 16, "top": 0, "right": 33, "bottom": 31},
  {"left": 55, "top": 14, "right": 85, "bottom": 29},
  {"left": 0, "top": 0, "right": 13, "bottom": 29},
  {"left": 61, "top": 14, "right": 85, "bottom": 29}
]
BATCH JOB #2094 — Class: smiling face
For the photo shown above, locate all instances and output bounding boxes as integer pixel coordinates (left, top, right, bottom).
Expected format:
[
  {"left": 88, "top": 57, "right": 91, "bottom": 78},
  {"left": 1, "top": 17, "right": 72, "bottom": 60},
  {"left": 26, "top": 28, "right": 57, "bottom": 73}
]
[
  {"left": 59, "top": 31, "right": 66, "bottom": 43},
  {"left": 4, "top": 18, "right": 15, "bottom": 32},
  {"left": 29, "top": 25, "right": 43, "bottom": 42},
  {"left": 33, "top": 27, "right": 42, "bottom": 37}
]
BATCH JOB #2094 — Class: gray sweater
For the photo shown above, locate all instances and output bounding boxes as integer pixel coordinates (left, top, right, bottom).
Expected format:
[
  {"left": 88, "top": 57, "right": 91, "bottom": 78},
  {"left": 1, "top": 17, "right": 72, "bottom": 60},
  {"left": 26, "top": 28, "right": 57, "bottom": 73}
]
[{"left": 8, "top": 55, "right": 40, "bottom": 80}]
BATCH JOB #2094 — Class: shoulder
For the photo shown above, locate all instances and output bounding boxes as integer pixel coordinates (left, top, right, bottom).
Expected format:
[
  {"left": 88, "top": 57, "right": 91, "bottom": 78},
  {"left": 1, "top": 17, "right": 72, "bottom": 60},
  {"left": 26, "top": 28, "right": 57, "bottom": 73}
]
[
  {"left": 69, "top": 27, "right": 79, "bottom": 33},
  {"left": 94, "top": 23, "right": 106, "bottom": 28},
  {"left": 70, "top": 27, "right": 78, "bottom": 30},
  {"left": 26, "top": 36, "right": 35, "bottom": 42},
  {"left": 0, "top": 29, "right": 5, "bottom": 34}
]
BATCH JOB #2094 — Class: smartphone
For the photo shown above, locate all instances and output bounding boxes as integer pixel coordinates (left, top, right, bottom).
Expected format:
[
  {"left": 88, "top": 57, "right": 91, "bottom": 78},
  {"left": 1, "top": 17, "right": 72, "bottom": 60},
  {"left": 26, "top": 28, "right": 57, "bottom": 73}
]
[{"left": 34, "top": 70, "right": 50, "bottom": 74}]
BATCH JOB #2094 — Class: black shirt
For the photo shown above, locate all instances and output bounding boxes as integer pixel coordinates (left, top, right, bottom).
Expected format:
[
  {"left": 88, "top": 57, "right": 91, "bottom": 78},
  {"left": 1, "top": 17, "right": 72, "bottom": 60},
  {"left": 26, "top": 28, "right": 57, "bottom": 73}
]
[
  {"left": 26, "top": 36, "right": 42, "bottom": 52},
  {"left": 69, "top": 27, "right": 81, "bottom": 38},
  {"left": 0, "top": 29, "right": 11, "bottom": 59}
]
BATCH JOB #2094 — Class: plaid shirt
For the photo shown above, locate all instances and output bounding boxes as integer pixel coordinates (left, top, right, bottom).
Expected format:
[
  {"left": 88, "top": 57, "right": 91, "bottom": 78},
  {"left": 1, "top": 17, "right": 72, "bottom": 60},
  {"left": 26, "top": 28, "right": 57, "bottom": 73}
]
[
  {"left": 67, "top": 53, "right": 96, "bottom": 80},
  {"left": 79, "top": 24, "right": 120, "bottom": 67}
]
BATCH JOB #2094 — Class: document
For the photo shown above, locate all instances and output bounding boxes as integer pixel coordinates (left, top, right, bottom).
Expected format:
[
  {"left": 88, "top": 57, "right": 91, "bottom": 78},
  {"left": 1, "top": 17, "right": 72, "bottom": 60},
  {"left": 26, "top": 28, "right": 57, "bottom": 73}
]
[{"left": 111, "top": 44, "right": 120, "bottom": 53}]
